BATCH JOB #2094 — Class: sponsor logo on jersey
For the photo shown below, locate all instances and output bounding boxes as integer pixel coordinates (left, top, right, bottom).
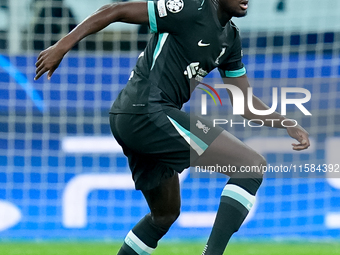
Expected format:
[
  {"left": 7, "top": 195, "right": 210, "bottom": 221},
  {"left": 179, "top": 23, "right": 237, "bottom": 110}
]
[
  {"left": 196, "top": 120, "right": 210, "bottom": 134},
  {"left": 184, "top": 62, "right": 208, "bottom": 82},
  {"left": 198, "top": 40, "right": 210, "bottom": 47},
  {"left": 184, "top": 62, "right": 199, "bottom": 79},
  {"left": 157, "top": 0, "right": 168, "bottom": 17},
  {"left": 166, "top": 0, "right": 184, "bottom": 13}
]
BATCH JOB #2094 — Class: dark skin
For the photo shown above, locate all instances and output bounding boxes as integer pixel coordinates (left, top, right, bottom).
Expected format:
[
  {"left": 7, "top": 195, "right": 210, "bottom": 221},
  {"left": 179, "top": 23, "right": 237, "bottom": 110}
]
[
  {"left": 34, "top": 0, "right": 248, "bottom": 79},
  {"left": 34, "top": 0, "right": 310, "bottom": 234},
  {"left": 34, "top": 2, "right": 149, "bottom": 80}
]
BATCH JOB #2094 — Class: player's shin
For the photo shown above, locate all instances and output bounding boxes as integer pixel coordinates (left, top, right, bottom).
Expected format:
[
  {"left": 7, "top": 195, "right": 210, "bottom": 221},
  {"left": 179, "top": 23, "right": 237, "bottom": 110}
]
[
  {"left": 201, "top": 172, "right": 263, "bottom": 255},
  {"left": 117, "top": 214, "right": 169, "bottom": 255}
]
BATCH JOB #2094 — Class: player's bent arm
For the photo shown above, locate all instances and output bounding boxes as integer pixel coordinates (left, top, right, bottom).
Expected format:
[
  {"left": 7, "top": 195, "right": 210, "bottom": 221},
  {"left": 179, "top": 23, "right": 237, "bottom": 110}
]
[
  {"left": 34, "top": 2, "right": 148, "bottom": 80},
  {"left": 59, "top": 2, "right": 149, "bottom": 52},
  {"left": 226, "top": 74, "right": 292, "bottom": 128},
  {"left": 225, "top": 74, "right": 310, "bottom": 150}
]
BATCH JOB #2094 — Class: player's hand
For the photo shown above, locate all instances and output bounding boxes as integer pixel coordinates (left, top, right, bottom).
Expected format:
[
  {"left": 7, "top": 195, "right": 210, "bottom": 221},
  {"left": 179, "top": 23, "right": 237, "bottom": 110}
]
[
  {"left": 286, "top": 124, "right": 310, "bottom": 151},
  {"left": 34, "top": 44, "right": 65, "bottom": 81}
]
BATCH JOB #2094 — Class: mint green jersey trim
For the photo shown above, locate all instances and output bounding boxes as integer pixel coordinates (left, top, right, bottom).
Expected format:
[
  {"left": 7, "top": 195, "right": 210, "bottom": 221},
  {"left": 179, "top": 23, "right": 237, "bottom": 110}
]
[
  {"left": 148, "top": 1, "right": 157, "bottom": 33},
  {"left": 151, "top": 33, "right": 169, "bottom": 70},
  {"left": 225, "top": 67, "right": 246, "bottom": 78},
  {"left": 191, "top": 132, "right": 209, "bottom": 155},
  {"left": 167, "top": 116, "right": 208, "bottom": 156}
]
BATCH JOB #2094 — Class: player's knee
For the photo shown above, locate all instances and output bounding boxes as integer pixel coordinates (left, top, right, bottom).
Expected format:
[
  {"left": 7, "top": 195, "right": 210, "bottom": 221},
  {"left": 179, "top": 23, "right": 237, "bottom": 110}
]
[
  {"left": 229, "top": 153, "right": 265, "bottom": 195},
  {"left": 152, "top": 209, "right": 180, "bottom": 229}
]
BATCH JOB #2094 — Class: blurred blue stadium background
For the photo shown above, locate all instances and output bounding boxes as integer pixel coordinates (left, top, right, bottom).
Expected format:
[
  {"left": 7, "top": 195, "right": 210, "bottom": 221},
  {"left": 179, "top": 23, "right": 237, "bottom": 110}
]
[{"left": 0, "top": 0, "right": 340, "bottom": 241}]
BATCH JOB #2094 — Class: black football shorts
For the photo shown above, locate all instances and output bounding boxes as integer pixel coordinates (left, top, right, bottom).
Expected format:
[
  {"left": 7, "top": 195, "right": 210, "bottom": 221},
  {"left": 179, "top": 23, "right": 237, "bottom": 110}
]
[{"left": 109, "top": 107, "right": 223, "bottom": 190}]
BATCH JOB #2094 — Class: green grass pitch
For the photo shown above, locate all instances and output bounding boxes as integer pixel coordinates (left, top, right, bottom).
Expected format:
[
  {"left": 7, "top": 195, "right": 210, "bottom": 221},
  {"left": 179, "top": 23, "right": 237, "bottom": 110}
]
[{"left": 1, "top": 242, "right": 340, "bottom": 255}]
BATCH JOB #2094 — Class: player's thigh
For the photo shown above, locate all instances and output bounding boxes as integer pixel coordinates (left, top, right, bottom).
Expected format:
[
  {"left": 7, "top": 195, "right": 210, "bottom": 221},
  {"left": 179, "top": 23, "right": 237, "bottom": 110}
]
[
  {"left": 192, "top": 130, "right": 266, "bottom": 176},
  {"left": 110, "top": 111, "right": 189, "bottom": 190}
]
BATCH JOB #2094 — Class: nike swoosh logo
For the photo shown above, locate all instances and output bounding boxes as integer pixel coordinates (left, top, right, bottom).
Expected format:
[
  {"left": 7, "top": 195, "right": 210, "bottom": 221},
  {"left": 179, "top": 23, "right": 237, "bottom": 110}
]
[{"left": 198, "top": 40, "right": 210, "bottom": 47}]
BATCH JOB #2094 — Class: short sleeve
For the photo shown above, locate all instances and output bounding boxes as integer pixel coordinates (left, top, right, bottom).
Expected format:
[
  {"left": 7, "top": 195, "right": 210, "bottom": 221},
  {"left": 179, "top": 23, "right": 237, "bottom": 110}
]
[
  {"left": 218, "top": 23, "right": 246, "bottom": 78},
  {"left": 147, "top": 0, "right": 201, "bottom": 34},
  {"left": 218, "top": 61, "right": 246, "bottom": 78}
]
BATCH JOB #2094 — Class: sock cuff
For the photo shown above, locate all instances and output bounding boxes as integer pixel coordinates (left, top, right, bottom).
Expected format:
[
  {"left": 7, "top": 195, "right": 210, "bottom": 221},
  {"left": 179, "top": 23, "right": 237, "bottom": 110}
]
[
  {"left": 227, "top": 174, "right": 263, "bottom": 195},
  {"left": 221, "top": 184, "right": 256, "bottom": 211},
  {"left": 125, "top": 214, "right": 169, "bottom": 254},
  {"left": 124, "top": 230, "right": 155, "bottom": 255}
]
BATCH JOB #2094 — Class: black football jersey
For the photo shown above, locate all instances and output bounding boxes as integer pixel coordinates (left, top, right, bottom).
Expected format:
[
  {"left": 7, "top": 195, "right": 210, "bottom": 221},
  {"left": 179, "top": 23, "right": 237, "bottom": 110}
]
[{"left": 111, "top": 0, "right": 246, "bottom": 114}]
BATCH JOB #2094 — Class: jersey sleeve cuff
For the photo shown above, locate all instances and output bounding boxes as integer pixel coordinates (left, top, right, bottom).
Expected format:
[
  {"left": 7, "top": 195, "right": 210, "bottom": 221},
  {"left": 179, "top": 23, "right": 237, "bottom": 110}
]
[
  {"left": 148, "top": 1, "right": 158, "bottom": 33},
  {"left": 224, "top": 67, "right": 246, "bottom": 78}
]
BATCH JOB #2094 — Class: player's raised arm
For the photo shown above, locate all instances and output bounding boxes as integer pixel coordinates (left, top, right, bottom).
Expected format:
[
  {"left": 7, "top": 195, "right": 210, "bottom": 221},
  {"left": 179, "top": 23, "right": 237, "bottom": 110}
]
[
  {"left": 34, "top": 2, "right": 149, "bottom": 80},
  {"left": 224, "top": 74, "right": 310, "bottom": 151}
]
